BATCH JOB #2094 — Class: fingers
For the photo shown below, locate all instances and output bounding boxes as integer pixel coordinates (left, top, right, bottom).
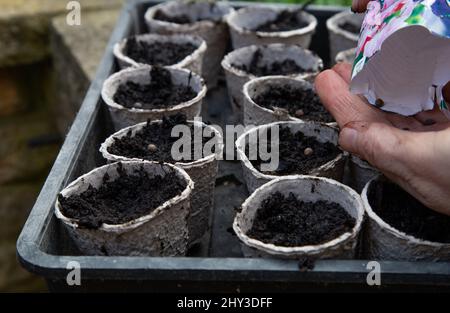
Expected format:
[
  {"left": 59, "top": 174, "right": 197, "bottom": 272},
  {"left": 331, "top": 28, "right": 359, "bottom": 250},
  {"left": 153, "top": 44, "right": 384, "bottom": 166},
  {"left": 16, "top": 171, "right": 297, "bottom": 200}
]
[
  {"left": 338, "top": 122, "right": 411, "bottom": 176},
  {"left": 385, "top": 112, "right": 425, "bottom": 131},
  {"left": 414, "top": 107, "right": 449, "bottom": 125},
  {"left": 351, "top": 0, "right": 370, "bottom": 13},
  {"left": 332, "top": 62, "right": 352, "bottom": 84},
  {"left": 315, "top": 67, "right": 384, "bottom": 128}
]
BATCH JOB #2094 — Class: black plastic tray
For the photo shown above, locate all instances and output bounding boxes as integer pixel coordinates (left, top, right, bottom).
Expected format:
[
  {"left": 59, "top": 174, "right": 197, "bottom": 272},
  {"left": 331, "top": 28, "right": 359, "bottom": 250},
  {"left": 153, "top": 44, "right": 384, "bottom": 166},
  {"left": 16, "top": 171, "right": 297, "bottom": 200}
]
[{"left": 17, "top": 0, "right": 450, "bottom": 292}]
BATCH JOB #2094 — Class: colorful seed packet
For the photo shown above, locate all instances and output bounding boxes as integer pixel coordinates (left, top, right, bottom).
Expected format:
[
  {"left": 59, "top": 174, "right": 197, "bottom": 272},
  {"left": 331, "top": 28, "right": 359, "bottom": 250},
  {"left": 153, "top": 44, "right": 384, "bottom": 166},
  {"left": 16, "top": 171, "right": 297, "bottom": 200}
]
[{"left": 350, "top": 0, "right": 450, "bottom": 117}]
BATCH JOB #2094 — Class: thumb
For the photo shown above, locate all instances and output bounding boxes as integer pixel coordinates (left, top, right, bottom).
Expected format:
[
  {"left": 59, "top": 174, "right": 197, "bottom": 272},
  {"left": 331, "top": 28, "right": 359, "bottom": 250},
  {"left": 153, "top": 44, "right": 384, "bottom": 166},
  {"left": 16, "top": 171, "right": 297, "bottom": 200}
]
[{"left": 339, "top": 121, "right": 410, "bottom": 175}]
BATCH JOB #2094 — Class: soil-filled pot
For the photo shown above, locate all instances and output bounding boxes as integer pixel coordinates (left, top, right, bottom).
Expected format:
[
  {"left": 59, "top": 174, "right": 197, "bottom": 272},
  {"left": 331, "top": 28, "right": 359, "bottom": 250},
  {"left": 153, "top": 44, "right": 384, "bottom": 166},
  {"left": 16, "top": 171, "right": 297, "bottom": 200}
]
[
  {"left": 348, "top": 154, "right": 378, "bottom": 193},
  {"left": 243, "top": 76, "right": 335, "bottom": 127},
  {"left": 236, "top": 121, "right": 345, "bottom": 193},
  {"left": 335, "top": 47, "right": 355, "bottom": 64},
  {"left": 144, "top": 0, "right": 233, "bottom": 88},
  {"left": 222, "top": 44, "right": 323, "bottom": 122},
  {"left": 362, "top": 175, "right": 450, "bottom": 261},
  {"left": 102, "top": 65, "right": 206, "bottom": 130},
  {"left": 99, "top": 115, "right": 224, "bottom": 247},
  {"left": 55, "top": 161, "right": 194, "bottom": 256},
  {"left": 226, "top": 6, "right": 317, "bottom": 49},
  {"left": 326, "top": 11, "right": 363, "bottom": 64},
  {"left": 233, "top": 176, "right": 364, "bottom": 259},
  {"left": 113, "top": 33, "right": 207, "bottom": 75}
]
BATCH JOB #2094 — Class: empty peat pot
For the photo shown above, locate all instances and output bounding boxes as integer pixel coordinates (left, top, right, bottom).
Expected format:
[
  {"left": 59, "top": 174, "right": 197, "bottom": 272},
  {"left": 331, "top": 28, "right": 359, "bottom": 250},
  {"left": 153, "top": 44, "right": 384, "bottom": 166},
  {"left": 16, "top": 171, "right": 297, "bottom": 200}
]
[
  {"left": 222, "top": 44, "right": 323, "bottom": 121},
  {"left": 144, "top": 0, "right": 233, "bottom": 87},
  {"left": 326, "top": 11, "right": 363, "bottom": 64},
  {"left": 235, "top": 121, "right": 345, "bottom": 193},
  {"left": 226, "top": 5, "right": 317, "bottom": 49},
  {"left": 335, "top": 47, "right": 356, "bottom": 64},
  {"left": 55, "top": 161, "right": 194, "bottom": 256},
  {"left": 362, "top": 175, "right": 450, "bottom": 261},
  {"left": 102, "top": 65, "right": 206, "bottom": 130},
  {"left": 243, "top": 76, "right": 335, "bottom": 127},
  {"left": 113, "top": 33, "right": 207, "bottom": 74},
  {"left": 233, "top": 176, "right": 364, "bottom": 259},
  {"left": 100, "top": 114, "right": 224, "bottom": 247}
]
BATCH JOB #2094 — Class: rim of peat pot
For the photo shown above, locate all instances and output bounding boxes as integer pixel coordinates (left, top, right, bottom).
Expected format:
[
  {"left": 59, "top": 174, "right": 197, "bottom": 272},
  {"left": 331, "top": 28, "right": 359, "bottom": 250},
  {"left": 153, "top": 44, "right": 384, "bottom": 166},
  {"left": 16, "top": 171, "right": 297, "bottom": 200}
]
[
  {"left": 226, "top": 6, "right": 317, "bottom": 42},
  {"left": 144, "top": 0, "right": 233, "bottom": 32},
  {"left": 55, "top": 161, "right": 194, "bottom": 234},
  {"left": 102, "top": 65, "right": 207, "bottom": 114},
  {"left": 362, "top": 174, "right": 450, "bottom": 248},
  {"left": 221, "top": 43, "right": 323, "bottom": 81},
  {"left": 102, "top": 65, "right": 207, "bottom": 115},
  {"left": 100, "top": 120, "right": 224, "bottom": 248},
  {"left": 233, "top": 175, "right": 365, "bottom": 256},
  {"left": 113, "top": 33, "right": 207, "bottom": 70},
  {"left": 99, "top": 120, "right": 224, "bottom": 167},
  {"left": 235, "top": 121, "right": 345, "bottom": 184},
  {"left": 243, "top": 75, "right": 336, "bottom": 127},
  {"left": 326, "top": 10, "right": 360, "bottom": 42}
]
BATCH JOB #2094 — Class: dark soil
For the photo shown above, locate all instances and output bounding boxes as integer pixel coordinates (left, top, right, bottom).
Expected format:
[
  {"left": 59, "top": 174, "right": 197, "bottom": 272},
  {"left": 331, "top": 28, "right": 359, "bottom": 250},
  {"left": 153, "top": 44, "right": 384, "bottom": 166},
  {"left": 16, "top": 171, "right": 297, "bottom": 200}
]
[
  {"left": 58, "top": 162, "right": 187, "bottom": 229},
  {"left": 107, "top": 114, "right": 216, "bottom": 163},
  {"left": 369, "top": 179, "right": 450, "bottom": 243},
  {"left": 232, "top": 49, "right": 314, "bottom": 77},
  {"left": 252, "top": 10, "right": 309, "bottom": 32},
  {"left": 247, "top": 126, "right": 340, "bottom": 175},
  {"left": 154, "top": 4, "right": 220, "bottom": 24},
  {"left": 113, "top": 67, "right": 197, "bottom": 109},
  {"left": 125, "top": 37, "right": 198, "bottom": 66},
  {"left": 247, "top": 192, "right": 355, "bottom": 247},
  {"left": 154, "top": 10, "right": 193, "bottom": 24},
  {"left": 253, "top": 85, "right": 334, "bottom": 123},
  {"left": 340, "top": 21, "right": 360, "bottom": 34}
]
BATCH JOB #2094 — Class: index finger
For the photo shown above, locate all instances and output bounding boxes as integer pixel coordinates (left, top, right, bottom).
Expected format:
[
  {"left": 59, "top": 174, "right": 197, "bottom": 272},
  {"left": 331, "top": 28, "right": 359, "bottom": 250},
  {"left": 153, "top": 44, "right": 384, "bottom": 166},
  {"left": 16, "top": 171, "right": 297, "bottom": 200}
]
[{"left": 314, "top": 67, "right": 385, "bottom": 127}]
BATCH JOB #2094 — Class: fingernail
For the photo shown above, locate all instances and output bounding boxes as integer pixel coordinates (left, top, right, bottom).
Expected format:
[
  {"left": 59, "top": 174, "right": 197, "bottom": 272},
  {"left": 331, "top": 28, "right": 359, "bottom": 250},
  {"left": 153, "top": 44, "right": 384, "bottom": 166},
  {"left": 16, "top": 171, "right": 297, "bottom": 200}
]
[{"left": 339, "top": 127, "right": 359, "bottom": 152}]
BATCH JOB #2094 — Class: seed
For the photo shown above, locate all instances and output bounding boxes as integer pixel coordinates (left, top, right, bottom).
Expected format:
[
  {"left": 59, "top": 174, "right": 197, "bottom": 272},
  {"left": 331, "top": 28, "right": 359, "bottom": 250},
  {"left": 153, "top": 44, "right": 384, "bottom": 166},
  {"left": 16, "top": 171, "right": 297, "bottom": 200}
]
[
  {"left": 294, "top": 109, "right": 305, "bottom": 118},
  {"left": 375, "top": 98, "right": 384, "bottom": 108},
  {"left": 304, "top": 147, "right": 314, "bottom": 156},
  {"left": 147, "top": 144, "right": 158, "bottom": 153}
]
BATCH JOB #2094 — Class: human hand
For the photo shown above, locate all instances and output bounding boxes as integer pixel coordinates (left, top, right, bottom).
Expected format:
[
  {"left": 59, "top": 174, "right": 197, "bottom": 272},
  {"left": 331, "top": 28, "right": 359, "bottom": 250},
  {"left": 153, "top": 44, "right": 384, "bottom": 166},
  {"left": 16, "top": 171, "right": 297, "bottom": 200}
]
[{"left": 315, "top": 63, "right": 450, "bottom": 216}]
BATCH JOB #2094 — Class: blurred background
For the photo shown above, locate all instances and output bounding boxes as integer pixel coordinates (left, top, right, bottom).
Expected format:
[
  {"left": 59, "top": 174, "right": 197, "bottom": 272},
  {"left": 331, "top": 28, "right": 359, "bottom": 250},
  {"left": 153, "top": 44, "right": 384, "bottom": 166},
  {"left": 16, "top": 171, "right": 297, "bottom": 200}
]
[{"left": 0, "top": 0, "right": 349, "bottom": 292}]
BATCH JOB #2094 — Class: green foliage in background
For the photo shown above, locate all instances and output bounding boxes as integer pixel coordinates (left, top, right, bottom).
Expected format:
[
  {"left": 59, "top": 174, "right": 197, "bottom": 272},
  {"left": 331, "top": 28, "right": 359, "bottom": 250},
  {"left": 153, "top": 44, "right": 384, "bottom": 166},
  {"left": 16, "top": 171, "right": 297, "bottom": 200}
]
[{"left": 242, "top": 0, "right": 352, "bottom": 7}]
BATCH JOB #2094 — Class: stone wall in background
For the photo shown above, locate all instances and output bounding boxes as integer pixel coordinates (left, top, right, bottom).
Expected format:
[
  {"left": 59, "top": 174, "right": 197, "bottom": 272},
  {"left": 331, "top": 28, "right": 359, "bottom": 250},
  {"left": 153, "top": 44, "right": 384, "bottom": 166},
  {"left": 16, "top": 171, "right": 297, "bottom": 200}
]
[
  {"left": 0, "top": 0, "right": 123, "bottom": 292},
  {"left": 0, "top": 0, "right": 123, "bottom": 67},
  {"left": 51, "top": 9, "right": 121, "bottom": 133},
  {"left": 0, "top": 61, "right": 59, "bottom": 292}
]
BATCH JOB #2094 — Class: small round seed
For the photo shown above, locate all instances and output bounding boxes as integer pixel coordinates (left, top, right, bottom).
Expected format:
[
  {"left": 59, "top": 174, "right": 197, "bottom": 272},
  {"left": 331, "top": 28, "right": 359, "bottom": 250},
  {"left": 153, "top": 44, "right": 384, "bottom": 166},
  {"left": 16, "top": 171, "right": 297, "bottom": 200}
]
[
  {"left": 147, "top": 144, "right": 158, "bottom": 153},
  {"left": 375, "top": 98, "right": 384, "bottom": 108},
  {"left": 295, "top": 109, "right": 305, "bottom": 118},
  {"left": 304, "top": 147, "right": 314, "bottom": 156}
]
